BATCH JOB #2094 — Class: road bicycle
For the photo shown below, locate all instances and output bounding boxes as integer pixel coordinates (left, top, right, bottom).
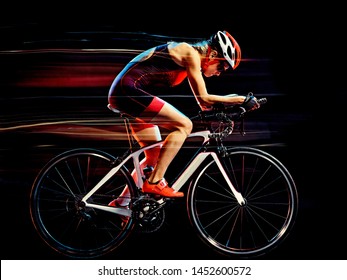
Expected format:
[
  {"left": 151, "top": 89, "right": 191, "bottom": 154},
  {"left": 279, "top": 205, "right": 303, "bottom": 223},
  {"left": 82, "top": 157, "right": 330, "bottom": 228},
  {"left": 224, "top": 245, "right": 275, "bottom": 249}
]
[{"left": 29, "top": 95, "right": 298, "bottom": 258}]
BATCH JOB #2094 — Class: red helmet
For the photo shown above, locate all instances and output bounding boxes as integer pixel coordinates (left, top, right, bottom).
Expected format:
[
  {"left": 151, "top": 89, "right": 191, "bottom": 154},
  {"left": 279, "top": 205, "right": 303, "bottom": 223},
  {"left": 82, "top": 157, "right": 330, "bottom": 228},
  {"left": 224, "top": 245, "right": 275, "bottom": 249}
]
[{"left": 214, "top": 31, "right": 241, "bottom": 69}]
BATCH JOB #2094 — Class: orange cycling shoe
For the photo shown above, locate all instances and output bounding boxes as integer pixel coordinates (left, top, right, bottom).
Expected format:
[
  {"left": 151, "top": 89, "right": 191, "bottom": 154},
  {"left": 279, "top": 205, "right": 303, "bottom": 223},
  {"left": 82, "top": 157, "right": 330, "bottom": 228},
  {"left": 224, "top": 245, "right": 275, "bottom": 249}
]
[
  {"left": 108, "top": 199, "right": 130, "bottom": 226},
  {"left": 108, "top": 199, "right": 118, "bottom": 207},
  {"left": 108, "top": 197, "right": 130, "bottom": 207},
  {"left": 142, "top": 178, "right": 184, "bottom": 198}
]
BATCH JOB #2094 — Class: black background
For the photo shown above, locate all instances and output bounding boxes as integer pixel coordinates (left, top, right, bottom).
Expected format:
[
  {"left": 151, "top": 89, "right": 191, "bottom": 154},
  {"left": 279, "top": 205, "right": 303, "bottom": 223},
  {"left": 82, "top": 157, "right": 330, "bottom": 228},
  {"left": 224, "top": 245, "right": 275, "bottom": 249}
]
[{"left": 1, "top": 3, "right": 346, "bottom": 260}]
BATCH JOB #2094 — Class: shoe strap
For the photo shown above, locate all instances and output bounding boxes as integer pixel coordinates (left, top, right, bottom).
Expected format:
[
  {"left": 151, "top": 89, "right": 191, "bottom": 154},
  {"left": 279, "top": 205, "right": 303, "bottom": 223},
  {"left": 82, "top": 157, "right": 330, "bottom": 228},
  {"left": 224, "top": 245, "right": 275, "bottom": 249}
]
[
  {"left": 157, "top": 179, "right": 168, "bottom": 190},
  {"left": 148, "top": 178, "right": 167, "bottom": 190}
]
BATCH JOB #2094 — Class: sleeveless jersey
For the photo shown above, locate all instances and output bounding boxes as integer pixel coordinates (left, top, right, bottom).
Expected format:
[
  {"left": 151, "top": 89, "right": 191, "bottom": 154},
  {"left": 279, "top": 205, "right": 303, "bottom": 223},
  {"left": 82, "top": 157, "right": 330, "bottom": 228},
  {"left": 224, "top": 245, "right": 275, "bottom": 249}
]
[{"left": 108, "top": 43, "right": 187, "bottom": 117}]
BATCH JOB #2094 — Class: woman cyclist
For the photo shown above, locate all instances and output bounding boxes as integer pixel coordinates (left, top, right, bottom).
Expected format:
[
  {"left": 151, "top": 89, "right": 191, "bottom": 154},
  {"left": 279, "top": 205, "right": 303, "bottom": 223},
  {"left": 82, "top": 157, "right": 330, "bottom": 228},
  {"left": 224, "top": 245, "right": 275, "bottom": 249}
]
[{"left": 108, "top": 30, "right": 261, "bottom": 205}]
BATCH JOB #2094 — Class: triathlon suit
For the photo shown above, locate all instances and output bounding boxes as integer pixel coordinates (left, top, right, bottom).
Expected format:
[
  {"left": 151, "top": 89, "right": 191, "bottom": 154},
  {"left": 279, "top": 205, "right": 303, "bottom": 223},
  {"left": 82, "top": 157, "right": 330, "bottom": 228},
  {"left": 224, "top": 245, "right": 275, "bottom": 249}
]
[{"left": 108, "top": 43, "right": 188, "bottom": 122}]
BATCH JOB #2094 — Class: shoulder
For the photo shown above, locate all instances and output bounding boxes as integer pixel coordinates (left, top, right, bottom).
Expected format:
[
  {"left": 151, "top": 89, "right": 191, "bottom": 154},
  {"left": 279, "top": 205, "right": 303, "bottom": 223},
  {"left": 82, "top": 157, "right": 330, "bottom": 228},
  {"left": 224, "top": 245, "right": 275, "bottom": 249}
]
[
  {"left": 168, "top": 42, "right": 200, "bottom": 67},
  {"left": 168, "top": 42, "right": 196, "bottom": 55}
]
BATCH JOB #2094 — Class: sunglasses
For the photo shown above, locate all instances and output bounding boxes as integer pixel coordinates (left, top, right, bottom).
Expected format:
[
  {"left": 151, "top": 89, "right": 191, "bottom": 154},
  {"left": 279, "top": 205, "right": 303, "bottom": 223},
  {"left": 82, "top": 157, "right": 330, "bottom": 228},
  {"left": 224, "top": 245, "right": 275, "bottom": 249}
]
[{"left": 217, "top": 59, "right": 230, "bottom": 72}]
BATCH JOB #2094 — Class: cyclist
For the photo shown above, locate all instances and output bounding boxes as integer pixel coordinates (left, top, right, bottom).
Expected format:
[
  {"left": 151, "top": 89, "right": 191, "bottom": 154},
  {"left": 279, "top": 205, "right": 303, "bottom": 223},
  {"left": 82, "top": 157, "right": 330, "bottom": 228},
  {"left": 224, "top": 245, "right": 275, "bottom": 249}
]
[{"left": 108, "top": 30, "right": 261, "bottom": 205}]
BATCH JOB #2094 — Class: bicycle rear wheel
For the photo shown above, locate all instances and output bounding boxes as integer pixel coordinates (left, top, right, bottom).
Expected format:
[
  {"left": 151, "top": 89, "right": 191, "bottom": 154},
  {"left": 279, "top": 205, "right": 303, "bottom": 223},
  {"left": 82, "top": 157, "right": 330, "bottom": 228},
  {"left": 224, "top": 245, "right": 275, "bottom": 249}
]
[
  {"left": 187, "top": 146, "right": 298, "bottom": 257},
  {"left": 30, "top": 148, "right": 136, "bottom": 258}
]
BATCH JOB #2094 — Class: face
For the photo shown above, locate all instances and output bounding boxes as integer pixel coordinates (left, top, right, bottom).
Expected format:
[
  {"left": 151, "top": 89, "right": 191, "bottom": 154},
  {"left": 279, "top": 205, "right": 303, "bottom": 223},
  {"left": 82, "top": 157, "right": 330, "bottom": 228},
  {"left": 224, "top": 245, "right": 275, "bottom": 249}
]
[{"left": 203, "top": 57, "right": 230, "bottom": 77}]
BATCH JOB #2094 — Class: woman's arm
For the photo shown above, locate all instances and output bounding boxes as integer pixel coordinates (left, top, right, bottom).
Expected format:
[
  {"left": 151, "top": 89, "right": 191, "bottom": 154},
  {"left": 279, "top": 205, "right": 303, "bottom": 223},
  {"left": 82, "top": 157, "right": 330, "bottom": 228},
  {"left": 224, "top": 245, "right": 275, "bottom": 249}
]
[{"left": 181, "top": 44, "right": 246, "bottom": 110}]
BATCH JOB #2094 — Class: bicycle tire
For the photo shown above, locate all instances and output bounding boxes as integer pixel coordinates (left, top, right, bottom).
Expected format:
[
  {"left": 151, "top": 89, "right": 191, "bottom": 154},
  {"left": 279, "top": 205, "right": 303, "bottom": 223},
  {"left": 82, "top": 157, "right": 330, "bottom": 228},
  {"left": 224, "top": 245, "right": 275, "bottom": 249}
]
[
  {"left": 30, "top": 148, "right": 136, "bottom": 258},
  {"left": 187, "top": 146, "right": 298, "bottom": 257}
]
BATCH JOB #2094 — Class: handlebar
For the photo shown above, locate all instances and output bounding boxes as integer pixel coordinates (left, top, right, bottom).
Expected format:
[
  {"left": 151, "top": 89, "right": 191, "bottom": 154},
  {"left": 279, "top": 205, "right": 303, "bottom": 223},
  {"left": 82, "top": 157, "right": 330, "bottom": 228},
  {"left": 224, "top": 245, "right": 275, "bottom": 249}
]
[
  {"left": 200, "top": 97, "right": 267, "bottom": 119},
  {"left": 256, "top": 97, "right": 267, "bottom": 105},
  {"left": 196, "top": 96, "right": 267, "bottom": 139}
]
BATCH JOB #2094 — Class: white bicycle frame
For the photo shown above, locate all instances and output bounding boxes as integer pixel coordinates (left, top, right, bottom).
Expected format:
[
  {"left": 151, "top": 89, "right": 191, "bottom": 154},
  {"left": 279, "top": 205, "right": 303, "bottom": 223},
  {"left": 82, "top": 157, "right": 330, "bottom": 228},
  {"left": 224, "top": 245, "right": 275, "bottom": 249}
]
[{"left": 81, "top": 130, "right": 245, "bottom": 217}]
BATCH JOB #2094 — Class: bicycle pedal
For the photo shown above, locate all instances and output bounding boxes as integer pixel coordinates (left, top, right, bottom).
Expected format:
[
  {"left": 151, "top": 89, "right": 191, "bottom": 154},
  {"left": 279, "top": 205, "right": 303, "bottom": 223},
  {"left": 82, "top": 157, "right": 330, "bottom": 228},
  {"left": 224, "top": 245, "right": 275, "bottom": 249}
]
[
  {"left": 139, "top": 192, "right": 169, "bottom": 203},
  {"left": 153, "top": 194, "right": 164, "bottom": 199},
  {"left": 144, "top": 193, "right": 162, "bottom": 200}
]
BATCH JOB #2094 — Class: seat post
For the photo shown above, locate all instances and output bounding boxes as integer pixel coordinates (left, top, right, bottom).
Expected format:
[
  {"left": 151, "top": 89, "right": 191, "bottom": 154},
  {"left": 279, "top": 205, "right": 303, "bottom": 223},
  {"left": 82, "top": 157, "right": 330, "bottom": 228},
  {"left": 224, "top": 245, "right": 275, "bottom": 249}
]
[
  {"left": 122, "top": 116, "right": 134, "bottom": 152},
  {"left": 107, "top": 104, "right": 134, "bottom": 152}
]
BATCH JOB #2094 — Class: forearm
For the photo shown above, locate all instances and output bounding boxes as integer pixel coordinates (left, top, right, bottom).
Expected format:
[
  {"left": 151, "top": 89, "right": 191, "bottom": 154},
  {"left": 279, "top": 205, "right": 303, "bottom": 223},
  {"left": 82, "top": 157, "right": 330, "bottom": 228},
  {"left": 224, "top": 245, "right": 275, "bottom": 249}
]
[{"left": 198, "top": 93, "right": 246, "bottom": 106}]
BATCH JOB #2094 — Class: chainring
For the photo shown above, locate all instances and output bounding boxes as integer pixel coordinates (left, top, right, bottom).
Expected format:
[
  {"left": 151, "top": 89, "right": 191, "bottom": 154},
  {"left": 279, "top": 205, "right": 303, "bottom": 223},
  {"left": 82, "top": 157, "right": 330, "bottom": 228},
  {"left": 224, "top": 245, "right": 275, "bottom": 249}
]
[{"left": 132, "top": 196, "right": 166, "bottom": 233}]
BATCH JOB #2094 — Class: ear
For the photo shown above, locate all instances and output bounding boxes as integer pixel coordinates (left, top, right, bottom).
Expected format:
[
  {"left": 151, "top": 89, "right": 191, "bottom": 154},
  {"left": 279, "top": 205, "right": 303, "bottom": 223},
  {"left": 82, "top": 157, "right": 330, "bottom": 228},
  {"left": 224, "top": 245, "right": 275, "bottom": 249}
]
[{"left": 210, "top": 50, "right": 218, "bottom": 59}]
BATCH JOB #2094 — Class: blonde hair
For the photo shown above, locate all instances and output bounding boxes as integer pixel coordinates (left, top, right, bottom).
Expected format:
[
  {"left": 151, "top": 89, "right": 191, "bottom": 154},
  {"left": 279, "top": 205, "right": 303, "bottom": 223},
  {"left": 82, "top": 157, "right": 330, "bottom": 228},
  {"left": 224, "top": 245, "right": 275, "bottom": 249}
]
[
  {"left": 191, "top": 39, "right": 209, "bottom": 55},
  {"left": 191, "top": 35, "right": 220, "bottom": 57},
  {"left": 167, "top": 34, "right": 219, "bottom": 56}
]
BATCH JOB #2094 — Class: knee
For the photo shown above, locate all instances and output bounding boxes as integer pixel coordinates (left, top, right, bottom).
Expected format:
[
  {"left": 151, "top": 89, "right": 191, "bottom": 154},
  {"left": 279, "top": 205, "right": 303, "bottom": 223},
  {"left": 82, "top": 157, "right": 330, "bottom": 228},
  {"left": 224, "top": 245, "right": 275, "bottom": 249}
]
[{"left": 180, "top": 118, "right": 193, "bottom": 136}]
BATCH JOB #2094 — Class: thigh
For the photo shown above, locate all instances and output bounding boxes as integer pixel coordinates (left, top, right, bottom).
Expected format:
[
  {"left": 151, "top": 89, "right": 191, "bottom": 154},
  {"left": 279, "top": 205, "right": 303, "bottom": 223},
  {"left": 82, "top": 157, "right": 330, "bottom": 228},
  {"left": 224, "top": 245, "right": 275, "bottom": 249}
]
[
  {"left": 151, "top": 102, "right": 191, "bottom": 131},
  {"left": 130, "top": 121, "right": 162, "bottom": 143}
]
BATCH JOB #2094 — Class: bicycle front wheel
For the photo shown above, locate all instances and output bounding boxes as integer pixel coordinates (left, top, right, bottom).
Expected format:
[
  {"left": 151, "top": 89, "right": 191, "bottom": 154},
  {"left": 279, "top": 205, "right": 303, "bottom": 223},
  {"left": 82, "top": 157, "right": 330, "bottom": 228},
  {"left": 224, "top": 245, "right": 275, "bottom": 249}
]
[
  {"left": 187, "top": 146, "right": 298, "bottom": 257},
  {"left": 30, "top": 148, "right": 136, "bottom": 258}
]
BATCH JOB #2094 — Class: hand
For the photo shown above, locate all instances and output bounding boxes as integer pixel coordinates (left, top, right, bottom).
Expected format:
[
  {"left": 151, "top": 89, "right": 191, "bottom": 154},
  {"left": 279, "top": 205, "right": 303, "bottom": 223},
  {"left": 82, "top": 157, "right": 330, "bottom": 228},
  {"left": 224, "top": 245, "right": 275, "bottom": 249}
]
[
  {"left": 200, "top": 105, "right": 213, "bottom": 111},
  {"left": 197, "top": 101, "right": 213, "bottom": 111},
  {"left": 242, "top": 92, "right": 260, "bottom": 112}
]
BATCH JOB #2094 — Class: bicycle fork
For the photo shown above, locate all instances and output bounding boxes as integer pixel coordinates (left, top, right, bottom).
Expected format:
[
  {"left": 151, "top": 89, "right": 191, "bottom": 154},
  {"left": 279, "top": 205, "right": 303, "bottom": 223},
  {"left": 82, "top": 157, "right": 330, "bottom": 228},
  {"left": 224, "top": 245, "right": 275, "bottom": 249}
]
[{"left": 172, "top": 151, "right": 245, "bottom": 206}]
